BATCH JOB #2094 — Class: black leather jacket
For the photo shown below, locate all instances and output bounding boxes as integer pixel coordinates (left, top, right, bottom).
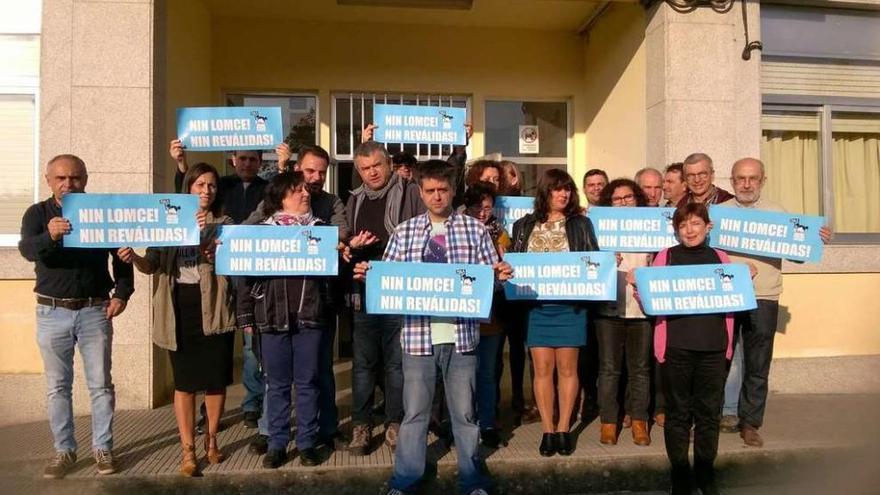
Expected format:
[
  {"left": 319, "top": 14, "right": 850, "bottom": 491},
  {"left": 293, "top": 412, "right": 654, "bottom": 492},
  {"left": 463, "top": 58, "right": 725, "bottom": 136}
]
[{"left": 509, "top": 213, "right": 599, "bottom": 254}]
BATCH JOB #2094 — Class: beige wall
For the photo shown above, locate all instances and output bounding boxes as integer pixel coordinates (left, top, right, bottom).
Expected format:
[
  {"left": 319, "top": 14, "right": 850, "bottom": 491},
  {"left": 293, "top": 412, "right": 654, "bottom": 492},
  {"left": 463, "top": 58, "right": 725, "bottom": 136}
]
[
  {"left": 0, "top": 281, "right": 41, "bottom": 372},
  {"left": 206, "top": 16, "right": 587, "bottom": 180},
  {"left": 162, "top": 0, "right": 216, "bottom": 193},
  {"left": 776, "top": 273, "right": 880, "bottom": 358},
  {"left": 582, "top": 3, "right": 647, "bottom": 182}
]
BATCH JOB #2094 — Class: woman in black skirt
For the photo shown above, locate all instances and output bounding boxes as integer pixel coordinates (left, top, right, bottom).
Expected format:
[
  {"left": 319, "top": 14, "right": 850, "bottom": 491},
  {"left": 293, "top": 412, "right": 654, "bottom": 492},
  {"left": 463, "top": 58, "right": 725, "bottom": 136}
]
[{"left": 120, "top": 162, "right": 235, "bottom": 476}]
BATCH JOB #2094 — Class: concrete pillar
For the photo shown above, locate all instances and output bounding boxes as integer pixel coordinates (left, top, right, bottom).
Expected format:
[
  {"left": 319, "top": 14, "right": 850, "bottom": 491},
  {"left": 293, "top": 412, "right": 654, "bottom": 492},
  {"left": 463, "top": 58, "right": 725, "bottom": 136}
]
[
  {"left": 40, "top": 0, "right": 158, "bottom": 411},
  {"left": 645, "top": 0, "right": 761, "bottom": 179}
]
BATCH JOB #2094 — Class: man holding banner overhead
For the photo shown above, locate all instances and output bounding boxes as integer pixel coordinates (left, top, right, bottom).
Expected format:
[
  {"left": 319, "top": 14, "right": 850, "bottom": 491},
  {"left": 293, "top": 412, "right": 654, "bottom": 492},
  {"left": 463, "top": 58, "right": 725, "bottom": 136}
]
[
  {"left": 354, "top": 160, "right": 511, "bottom": 495},
  {"left": 19, "top": 155, "right": 134, "bottom": 479},
  {"left": 716, "top": 158, "right": 832, "bottom": 447}
]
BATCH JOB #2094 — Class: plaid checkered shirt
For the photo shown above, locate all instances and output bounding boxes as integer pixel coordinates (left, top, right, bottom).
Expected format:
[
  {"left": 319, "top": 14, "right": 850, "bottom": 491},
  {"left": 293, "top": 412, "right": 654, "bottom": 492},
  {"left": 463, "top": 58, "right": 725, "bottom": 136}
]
[{"left": 381, "top": 211, "right": 499, "bottom": 356}]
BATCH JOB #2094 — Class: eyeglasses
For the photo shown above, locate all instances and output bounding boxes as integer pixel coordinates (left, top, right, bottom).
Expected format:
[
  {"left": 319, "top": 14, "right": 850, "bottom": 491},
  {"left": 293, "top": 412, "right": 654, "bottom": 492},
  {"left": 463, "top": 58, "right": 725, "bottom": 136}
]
[
  {"left": 467, "top": 205, "right": 494, "bottom": 214},
  {"left": 733, "top": 176, "right": 762, "bottom": 185},
  {"left": 611, "top": 193, "right": 635, "bottom": 204},
  {"left": 685, "top": 171, "right": 710, "bottom": 181}
]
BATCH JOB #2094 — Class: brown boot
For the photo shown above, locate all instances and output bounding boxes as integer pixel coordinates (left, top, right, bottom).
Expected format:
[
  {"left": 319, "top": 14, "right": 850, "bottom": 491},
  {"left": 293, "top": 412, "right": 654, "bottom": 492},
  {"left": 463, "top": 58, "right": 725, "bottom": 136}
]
[
  {"left": 600, "top": 423, "right": 618, "bottom": 445},
  {"left": 740, "top": 424, "right": 764, "bottom": 447},
  {"left": 632, "top": 420, "right": 651, "bottom": 446},
  {"left": 179, "top": 443, "right": 198, "bottom": 477},
  {"left": 205, "top": 434, "right": 224, "bottom": 464}
]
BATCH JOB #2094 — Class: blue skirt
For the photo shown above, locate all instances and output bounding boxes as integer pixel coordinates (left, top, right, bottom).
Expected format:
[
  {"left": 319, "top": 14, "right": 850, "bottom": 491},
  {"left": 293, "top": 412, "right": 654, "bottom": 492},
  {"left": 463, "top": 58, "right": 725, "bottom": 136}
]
[{"left": 526, "top": 304, "right": 588, "bottom": 348}]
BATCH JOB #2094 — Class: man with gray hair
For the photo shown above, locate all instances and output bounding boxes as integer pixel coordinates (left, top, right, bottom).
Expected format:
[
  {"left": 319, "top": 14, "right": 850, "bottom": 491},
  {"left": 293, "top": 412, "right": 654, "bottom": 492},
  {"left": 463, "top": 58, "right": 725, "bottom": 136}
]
[
  {"left": 677, "top": 153, "right": 733, "bottom": 207},
  {"left": 19, "top": 154, "right": 134, "bottom": 479},
  {"left": 718, "top": 158, "right": 831, "bottom": 447},
  {"left": 635, "top": 167, "right": 664, "bottom": 207},
  {"left": 344, "top": 140, "right": 425, "bottom": 455}
]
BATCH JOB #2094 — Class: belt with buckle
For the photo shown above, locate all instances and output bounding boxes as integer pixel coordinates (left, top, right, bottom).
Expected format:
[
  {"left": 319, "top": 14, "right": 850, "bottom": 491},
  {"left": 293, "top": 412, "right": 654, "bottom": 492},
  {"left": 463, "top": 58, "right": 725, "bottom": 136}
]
[{"left": 36, "top": 295, "right": 106, "bottom": 311}]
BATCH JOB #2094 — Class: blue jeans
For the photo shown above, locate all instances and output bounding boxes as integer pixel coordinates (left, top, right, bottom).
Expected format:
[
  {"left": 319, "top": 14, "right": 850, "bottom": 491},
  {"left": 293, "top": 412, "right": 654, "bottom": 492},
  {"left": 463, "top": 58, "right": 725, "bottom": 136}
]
[
  {"left": 723, "top": 333, "right": 743, "bottom": 417},
  {"left": 318, "top": 325, "right": 339, "bottom": 438},
  {"left": 260, "top": 326, "right": 323, "bottom": 451},
  {"left": 351, "top": 312, "right": 403, "bottom": 426},
  {"left": 36, "top": 304, "right": 114, "bottom": 453},
  {"left": 476, "top": 334, "right": 501, "bottom": 430},
  {"left": 734, "top": 300, "right": 779, "bottom": 428},
  {"left": 257, "top": 326, "right": 339, "bottom": 439},
  {"left": 241, "top": 331, "right": 264, "bottom": 413},
  {"left": 390, "top": 345, "right": 490, "bottom": 494}
]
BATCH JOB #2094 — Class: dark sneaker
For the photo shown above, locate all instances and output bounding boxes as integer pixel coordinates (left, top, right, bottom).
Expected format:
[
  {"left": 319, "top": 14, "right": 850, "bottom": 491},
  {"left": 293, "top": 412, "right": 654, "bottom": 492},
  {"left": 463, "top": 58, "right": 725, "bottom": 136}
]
[
  {"left": 384, "top": 422, "right": 400, "bottom": 450},
  {"left": 262, "top": 448, "right": 287, "bottom": 469},
  {"left": 348, "top": 424, "right": 372, "bottom": 456},
  {"left": 299, "top": 447, "right": 322, "bottom": 467},
  {"left": 44, "top": 451, "right": 77, "bottom": 479},
  {"left": 93, "top": 449, "right": 115, "bottom": 475},
  {"left": 248, "top": 434, "right": 268, "bottom": 455},
  {"left": 243, "top": 410, "right": 260, "bottom": 429},
  {"left": 719, "top": 414, "right": 740, "bottom": 433},
  {"left": 318, "top": 431, "right": 349, "bottom": 451},
  {"left": 480, "top": 428, "right": 502, "bottom": 449}
]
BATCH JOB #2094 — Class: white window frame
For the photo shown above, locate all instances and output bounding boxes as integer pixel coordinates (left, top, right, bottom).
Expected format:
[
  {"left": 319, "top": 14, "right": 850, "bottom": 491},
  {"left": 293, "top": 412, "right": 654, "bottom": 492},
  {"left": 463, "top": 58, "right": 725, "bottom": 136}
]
[
  {"left": 483, "top": 97, "right": 572, "bottom": 169},
  {"left": 763, "top": 97, "right": 880, "bottom": 244},
  {"left": 0, "top": 43, "right": 40, "bottom": 246}
]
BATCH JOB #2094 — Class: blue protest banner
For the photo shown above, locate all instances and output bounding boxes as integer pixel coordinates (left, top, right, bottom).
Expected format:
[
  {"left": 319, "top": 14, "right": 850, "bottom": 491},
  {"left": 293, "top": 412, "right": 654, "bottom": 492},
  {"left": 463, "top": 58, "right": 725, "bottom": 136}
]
[
  {"left": 373, "top": 104, "right": 467, "bottom": 146},
  {"left": 589, "top": 207, "right": 678, "bottom": 252},
  {"left": 63, "top": 193, "right": 200, "bottom": 248},
  {"left": 494, "top": 196, "right": 534, "bottom": 234},
  {"left": 503, "top": 251, "right": 617, "bottom": 301},
  {"left": 365, "top": 261, "right": 494, "bottom": 319},
  {"left": 214, "top": 225, "right": 339, "bottom": 276},
  {"left": 176, "top": 106, "right": 283, "bottom": 151},
  {"left": 708, "top": 206, "right": 824, "bottom": 263},
  {"left": 633, "top": 263, "right": 757, "bottom": 316}
]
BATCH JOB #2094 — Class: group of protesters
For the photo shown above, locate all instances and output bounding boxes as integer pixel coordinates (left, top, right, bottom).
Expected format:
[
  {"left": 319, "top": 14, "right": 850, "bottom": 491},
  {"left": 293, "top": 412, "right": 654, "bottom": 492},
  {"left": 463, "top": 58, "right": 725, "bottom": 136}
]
[{"left": 20, "top": 121, "right": 830, "bottom": 495}]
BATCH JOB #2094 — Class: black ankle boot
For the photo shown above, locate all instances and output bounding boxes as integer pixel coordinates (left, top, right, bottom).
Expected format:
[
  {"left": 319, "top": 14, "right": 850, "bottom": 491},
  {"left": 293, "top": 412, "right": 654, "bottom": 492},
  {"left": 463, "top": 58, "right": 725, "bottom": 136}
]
[
  {"left": 539, "top": 432, "right": 557, "bottom": 457},
  {"left": 556, "top": 432, "right": 573, "bottom": 456}
]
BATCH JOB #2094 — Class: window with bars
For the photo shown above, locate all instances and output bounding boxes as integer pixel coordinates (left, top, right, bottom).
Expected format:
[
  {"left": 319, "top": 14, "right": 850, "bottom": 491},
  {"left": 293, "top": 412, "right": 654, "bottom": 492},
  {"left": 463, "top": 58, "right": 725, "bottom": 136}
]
[
  {"left": 332, "top": 92, "right": 470, "bottom": 201},
  {"left": 332, "top": 92, "right": 469, "bottom": 161}
]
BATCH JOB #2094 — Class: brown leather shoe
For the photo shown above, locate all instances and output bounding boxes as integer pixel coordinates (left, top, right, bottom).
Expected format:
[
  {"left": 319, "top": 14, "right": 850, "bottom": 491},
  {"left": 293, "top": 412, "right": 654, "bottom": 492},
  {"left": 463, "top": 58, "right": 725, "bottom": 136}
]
[
  {"left": 600, "top": 423, "right": 618, "bottom": 445},
  {"left": 179, "top": 443, "right": 198, "bottom": 477},
  {"left": 622, "top": 414, "right": 632, "bottom": 429},
  {"left": 205, "top": 434, "right": 224, "bottom": 464},
  {"left": 632, "top": 420, "right": 651, "bottom": 446},
  {"left": 740, "top": 424, "right": 764, "bottom": 447},
  {"left": 654, "top": 413, "right": 666, "bottom": 428}
]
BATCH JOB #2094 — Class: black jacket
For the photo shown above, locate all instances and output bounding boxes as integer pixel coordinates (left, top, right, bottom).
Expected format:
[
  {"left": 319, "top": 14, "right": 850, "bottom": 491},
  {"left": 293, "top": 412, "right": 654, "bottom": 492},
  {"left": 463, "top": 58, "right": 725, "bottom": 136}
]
[
  {"left": 509, "top": 213, "right": 599, "bottom": 254},
  {"left": 19, "top": 197, "right": 134, "bottom": 301},
  {"left": 235, "top": 220, "right": 334, "bottom": 333}
]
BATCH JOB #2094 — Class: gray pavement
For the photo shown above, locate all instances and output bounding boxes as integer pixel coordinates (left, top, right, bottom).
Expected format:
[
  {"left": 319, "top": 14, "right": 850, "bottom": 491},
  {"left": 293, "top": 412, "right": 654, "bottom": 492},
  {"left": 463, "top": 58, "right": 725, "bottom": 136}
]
[{"left": 0, "top": 390, "right": 878, "bottom": 494}]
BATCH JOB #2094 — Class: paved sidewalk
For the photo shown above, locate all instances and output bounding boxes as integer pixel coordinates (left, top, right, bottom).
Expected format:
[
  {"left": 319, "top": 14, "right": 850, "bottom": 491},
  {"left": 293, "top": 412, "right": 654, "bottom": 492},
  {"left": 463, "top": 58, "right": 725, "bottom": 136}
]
[{"left": 0, "top": 392, "right": 877, "bottom": 494}]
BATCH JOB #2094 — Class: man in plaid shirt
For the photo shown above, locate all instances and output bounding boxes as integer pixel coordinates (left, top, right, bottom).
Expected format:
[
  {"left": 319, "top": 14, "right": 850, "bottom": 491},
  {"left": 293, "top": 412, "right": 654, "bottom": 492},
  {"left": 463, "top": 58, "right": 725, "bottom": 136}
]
[{"left": 354, "top": 160, "right": 512, "bottom": 495}]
